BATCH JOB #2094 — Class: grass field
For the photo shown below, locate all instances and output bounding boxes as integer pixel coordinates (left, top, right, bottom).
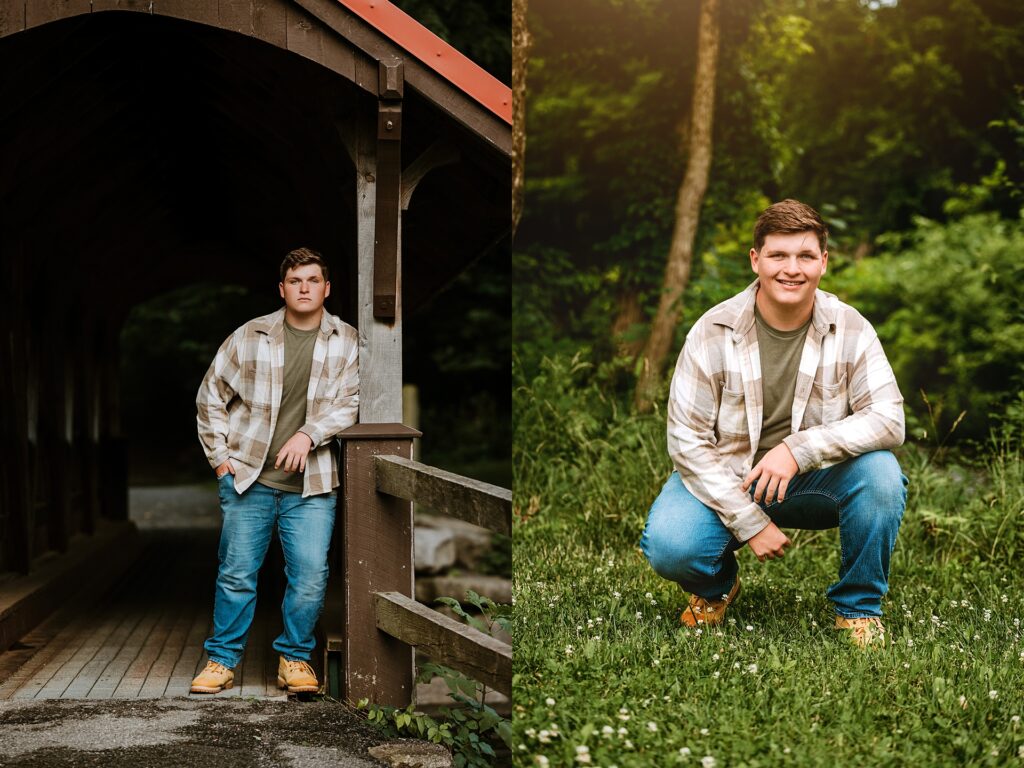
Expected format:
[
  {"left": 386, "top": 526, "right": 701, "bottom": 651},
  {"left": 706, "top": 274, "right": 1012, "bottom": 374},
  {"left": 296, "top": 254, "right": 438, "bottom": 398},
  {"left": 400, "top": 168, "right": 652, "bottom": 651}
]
[{"left": 512, "top": 357, "right": 1024, "bottom": 767}]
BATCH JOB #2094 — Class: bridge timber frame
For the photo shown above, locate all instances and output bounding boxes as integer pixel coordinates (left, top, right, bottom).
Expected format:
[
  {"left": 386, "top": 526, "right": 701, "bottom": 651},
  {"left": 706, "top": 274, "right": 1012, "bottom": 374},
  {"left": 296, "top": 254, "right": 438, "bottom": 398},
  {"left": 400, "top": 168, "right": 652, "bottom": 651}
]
[{"left": 0, "top": 0, "right": 511, "bottom": 707}]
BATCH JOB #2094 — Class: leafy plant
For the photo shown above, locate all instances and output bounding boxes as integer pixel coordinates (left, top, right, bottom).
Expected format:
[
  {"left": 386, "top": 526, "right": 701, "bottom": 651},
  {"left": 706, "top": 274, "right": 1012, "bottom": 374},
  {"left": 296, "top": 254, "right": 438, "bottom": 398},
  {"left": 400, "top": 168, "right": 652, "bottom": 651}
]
[{"left": 358, "top": 590, "right": 512, "bottom": 767}]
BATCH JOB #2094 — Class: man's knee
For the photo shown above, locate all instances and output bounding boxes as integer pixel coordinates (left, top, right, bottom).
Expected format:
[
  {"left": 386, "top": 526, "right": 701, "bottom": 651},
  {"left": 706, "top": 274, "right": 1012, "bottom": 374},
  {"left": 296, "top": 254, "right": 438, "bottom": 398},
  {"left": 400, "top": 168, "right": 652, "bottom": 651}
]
[
  {"left": 844, "top": 450, "right": 907, "bottom": 524},
  {"left": 642, "top": 473, "right": 730, "bottom": 585}
]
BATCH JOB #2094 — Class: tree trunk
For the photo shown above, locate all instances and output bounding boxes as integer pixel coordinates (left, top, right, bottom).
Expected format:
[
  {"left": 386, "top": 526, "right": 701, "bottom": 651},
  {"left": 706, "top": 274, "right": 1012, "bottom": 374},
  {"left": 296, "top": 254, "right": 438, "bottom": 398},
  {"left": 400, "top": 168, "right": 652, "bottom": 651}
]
[
  {"left": 512, "top": 0, "right": 530, "bottom": 237},
  {"left": 634, "top": 0, "right": 720, "bottom": 413},
  {"left": 611, "top": 287, "right": 644, "bottom": 359}
]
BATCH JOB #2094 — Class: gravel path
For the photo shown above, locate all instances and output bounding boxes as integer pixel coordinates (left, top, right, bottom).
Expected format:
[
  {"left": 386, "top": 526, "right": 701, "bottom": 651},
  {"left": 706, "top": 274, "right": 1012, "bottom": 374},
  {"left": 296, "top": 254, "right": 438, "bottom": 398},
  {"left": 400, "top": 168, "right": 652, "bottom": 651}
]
[{"left": 0, "top": 697, "right": 401, "bottom": 768}]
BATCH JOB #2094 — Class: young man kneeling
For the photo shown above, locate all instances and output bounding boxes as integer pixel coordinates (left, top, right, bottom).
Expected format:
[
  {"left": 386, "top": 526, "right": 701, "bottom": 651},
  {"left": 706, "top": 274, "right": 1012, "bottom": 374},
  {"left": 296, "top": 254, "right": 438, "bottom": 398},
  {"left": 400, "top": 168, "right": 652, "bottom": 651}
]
[{"left": 641, "top": 199, "right": 907, "bottom": 648}]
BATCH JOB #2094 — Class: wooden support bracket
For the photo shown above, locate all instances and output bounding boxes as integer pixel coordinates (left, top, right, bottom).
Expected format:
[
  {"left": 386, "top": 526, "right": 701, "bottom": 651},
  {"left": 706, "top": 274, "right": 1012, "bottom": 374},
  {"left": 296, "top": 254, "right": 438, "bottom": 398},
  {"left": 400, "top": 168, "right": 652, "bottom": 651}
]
[{"left": 373, "top": 58, "right": 404, "bottom": 321}]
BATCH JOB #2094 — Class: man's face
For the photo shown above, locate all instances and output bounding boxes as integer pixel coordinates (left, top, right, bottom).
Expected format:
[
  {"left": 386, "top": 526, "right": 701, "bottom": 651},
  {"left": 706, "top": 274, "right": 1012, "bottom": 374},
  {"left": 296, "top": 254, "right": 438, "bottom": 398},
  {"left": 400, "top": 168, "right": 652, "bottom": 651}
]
[
  {"left": 750, "top": 231, "right": 827, "bottom": 314},
  {"left": 279, "top": 264, "right": 330, "bottom": 315}
]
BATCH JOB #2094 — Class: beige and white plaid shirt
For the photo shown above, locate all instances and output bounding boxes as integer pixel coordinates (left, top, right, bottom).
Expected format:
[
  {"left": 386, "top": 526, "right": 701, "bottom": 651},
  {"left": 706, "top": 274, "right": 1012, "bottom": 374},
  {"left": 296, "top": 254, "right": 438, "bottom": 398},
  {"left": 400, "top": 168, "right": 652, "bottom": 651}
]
[
  {"left": 197, "top": 307, "right": 359, "bottom": 497},
  {"left": 667, "top": 280, "right": 905, "bottom": 542}
]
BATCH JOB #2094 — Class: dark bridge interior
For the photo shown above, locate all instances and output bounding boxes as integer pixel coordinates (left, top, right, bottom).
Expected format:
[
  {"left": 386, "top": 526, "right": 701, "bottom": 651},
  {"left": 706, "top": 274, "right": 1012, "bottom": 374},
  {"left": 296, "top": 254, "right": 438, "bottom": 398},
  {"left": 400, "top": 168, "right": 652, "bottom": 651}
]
[{"left": 0, "top": 11, "right": 509, "bottom": 574}]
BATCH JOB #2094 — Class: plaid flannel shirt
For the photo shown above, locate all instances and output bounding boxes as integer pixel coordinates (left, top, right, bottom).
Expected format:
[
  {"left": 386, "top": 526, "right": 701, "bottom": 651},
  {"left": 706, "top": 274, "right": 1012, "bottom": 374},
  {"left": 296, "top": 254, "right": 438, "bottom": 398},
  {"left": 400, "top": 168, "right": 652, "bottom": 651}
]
[
  {"left": 197, "top": 307, "right": 359, "bottom": 497},
  {"left": 667, "top": 280, "right": 904, "bottom": 542}
]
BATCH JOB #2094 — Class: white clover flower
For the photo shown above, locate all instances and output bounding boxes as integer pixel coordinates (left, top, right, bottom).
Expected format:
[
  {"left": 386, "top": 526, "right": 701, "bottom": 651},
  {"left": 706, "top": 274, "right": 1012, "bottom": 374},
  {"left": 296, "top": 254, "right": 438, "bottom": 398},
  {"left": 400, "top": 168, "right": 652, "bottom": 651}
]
[
  {"left": 653, "top": 660, "right": 661, "bottom": 666},
  {"left": 617, "top": 726, "right": 628, "bottom": 736},
  {"left": 1011, "top": 715, "right": 1020, "bottom": 724},
  {"left": 618, "top": 712, "right": 631, "bottom": 721},
  {"left": 712, "top": 671, "right": 720, "bottom": 679},
  {"left": 613, "top": 591, "right": 621, "bottom": 598},
  {"left": 545, "top": 697, "right": 556, "bottom": 707},
  {"left": 602, "top": 725, "right": 614, "bottom": 736},
  {"left": 959, "top": 695, "right": 967, "bottom": 709},
  {"left": 535, "top": 756, "right": 549, "bottom": 767},
  {"left": 784, "top": 747, "right": 791, "bottom": 754},
  {"left": 903, "top": 663, "right": 910, "bottom": 669},
  {"left": 906, "top": 638, "right": 914, "bottom": 647},
  {"left": 575, "top": 746, "right": 592, "bottom": 764},
  {"left": 575, "top": 745, "right": 590, "bottom": 754},
  {"left": 656, "top": 615, "right": 662, "bottom": 621},
  {"left": 647, "top": 721, "right": 658, "bottom": 732},
  {"left": 538, "top": 730, "right": 552, "bottom": 743},
  {"left": 811, "top": 620, "right": 818, "bottom": 627},
  {"left": 990, "top": 690, "right": 999, "bottom": 700},
  {"left": 747, "top": 663, "right": 758, "bottom": 674},
  {"left": 646, "top": 592, "right": 654, "bottom": 599},
  {"left": 712, "top": 653, "right": 720, "bottom": 661},
  {"left": 745, "top": 625, "right": 754, "bottom": 631},
  {"left": 700, "top": 728, "right": 710, "bottom": 736},
  {"left": 619, "top": 707, "right": 629, "bottom": 714},
  {"left": 526, "top": 728, "right": 536, "bottom": 738},
  {"left": 636, "top": 612, "right": 643, "bottom": 619},
  {"left": 733, "top": 662, "right": 741, "bottom": 669},
  {"left": 679, "top": 746, "right": 692, "bottom": 758},
  {"left": 596, "top": 617, "right": 603, "bottom": 624},
  {"left": 565, "top": 645, "right": 574, "bottom": 656},
  {"left": 701, "top": 756, "right": 716, "bottom": 768},
  {"left": 624, "top": 740, "right": 634, "bottom": 749}
]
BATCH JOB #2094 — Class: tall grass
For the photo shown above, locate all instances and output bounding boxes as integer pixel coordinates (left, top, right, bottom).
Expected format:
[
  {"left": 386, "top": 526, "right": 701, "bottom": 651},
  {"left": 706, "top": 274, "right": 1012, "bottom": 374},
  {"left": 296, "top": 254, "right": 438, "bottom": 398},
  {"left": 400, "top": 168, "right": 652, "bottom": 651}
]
[{"left": 513, "top": 354, "right": 1024, "bottom": 767}]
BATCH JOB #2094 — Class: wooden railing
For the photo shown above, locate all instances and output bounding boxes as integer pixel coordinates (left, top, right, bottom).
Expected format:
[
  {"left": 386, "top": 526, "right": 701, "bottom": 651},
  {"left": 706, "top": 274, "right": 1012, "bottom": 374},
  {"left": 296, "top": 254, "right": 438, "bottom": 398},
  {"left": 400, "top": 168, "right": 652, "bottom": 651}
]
[{"left": 324, "top": 424, "right": 512, "bottom": 705}]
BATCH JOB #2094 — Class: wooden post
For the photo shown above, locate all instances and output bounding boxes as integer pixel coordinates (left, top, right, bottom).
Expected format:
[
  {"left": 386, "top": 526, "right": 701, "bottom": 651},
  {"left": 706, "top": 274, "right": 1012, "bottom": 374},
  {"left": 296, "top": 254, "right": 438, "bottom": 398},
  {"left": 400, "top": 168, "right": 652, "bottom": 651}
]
[
  {"left": 0, "top": 244, "right": 32, "bottom": 574},
  {"left": 355, "top": 67, "right": 403, "bottom": 424},
  {"left": 331, "top": 423, "right": 420, "bottom": 706},
  {"left": 40, "top": 301, "right": 71, "bottom": 554},
  {"left": 98, "top": 317, "right": 128, "bottom": 522}
]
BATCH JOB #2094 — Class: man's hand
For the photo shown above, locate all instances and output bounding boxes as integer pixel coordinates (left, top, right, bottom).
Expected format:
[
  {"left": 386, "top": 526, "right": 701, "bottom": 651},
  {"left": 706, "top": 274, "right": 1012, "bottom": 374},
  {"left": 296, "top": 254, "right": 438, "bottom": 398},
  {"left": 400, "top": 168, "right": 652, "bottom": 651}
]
[
  {"left": 215, "top": 460, "right": 235, "bottom": 479},
  {"left": 747, "top": 521, "right": 792, "bottom": 562},
  {"left": 275, "top": 432, "right": 314, "bottom": 473},
  {"left": 743, "top": 443, "right": 799, "bottom": 505}
]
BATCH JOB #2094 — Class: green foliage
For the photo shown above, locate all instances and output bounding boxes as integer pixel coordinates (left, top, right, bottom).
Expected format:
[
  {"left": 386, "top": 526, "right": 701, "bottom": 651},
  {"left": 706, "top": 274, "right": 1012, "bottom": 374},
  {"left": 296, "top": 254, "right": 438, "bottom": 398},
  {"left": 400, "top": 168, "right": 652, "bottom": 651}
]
[
  {"left": 513, "top": 355, "right": 1024, "bottom": 766},
  {"left": 829, "top": 211, "right": 1024, "bottom": 441},
  {"left": 359, "top": 591, "right": 512, "bottom": 767},
  {"left": 390, "top": 0, "right": 510, "bottom": 83}
]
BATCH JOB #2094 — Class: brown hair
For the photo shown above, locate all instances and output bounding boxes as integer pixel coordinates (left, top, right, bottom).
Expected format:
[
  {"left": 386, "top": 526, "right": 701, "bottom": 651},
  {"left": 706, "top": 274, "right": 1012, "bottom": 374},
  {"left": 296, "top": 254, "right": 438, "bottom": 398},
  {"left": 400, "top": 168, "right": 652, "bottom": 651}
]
[
  {"left": 753, "top": 199, "right": 828, "bottom": 252},
  {"left": 280, "top": 247, "right": 329, "bottom": 282}
]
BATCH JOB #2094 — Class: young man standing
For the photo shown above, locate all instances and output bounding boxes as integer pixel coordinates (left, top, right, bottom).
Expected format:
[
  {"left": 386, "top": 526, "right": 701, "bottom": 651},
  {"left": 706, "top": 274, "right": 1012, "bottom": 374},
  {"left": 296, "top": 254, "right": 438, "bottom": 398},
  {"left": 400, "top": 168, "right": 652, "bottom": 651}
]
[
  {"left": 641, "top": 200, "right": 907, "bottom": 647},
  {"left": 191, "top": 247, "right": 358, "bottom": 693}
]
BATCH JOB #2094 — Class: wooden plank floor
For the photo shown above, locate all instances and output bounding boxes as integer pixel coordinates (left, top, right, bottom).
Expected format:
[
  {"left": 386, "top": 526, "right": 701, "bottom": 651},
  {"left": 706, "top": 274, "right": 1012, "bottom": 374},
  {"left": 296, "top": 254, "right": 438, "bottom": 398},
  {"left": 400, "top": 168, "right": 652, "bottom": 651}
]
[{"left": 0, "top": 530, "right": 292, "bottom": 700}]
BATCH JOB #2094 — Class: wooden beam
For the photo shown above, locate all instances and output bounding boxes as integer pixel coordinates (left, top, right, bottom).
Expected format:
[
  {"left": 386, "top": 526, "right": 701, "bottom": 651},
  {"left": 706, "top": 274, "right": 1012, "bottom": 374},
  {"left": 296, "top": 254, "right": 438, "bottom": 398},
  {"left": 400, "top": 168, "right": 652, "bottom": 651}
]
[
  {"left": 336, "top": 435, "right": 415, "bottom": 706},
  {"left": 375, "top": 591, "right": 511, "bottom": 698},
  {"left": 375, "top": 455, "right": 510, "bottom": 536},
  {"left": 373, "top": 57, "right": 402, "bottom": 320},
  {"left": 400, "top": 139, "right": 459, "bottom": 211},
  {"left": 355, "top": 97, "right": 402, "bottom": 422}
]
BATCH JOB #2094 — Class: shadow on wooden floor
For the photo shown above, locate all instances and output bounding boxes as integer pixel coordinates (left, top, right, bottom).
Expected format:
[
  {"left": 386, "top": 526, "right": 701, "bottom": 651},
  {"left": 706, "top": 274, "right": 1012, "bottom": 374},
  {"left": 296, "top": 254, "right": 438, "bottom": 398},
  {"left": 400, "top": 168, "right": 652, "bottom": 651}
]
[{"left": 0, "top": 530, "right": 301, "bottom": 701}]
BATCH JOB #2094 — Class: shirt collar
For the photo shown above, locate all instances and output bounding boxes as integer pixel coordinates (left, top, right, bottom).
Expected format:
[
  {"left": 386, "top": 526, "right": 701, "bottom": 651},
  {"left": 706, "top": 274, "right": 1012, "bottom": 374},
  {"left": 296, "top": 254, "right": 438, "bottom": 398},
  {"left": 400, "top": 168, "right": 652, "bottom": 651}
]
[{"left": 717, "top": 279, "right": 835, "bottom": 342}]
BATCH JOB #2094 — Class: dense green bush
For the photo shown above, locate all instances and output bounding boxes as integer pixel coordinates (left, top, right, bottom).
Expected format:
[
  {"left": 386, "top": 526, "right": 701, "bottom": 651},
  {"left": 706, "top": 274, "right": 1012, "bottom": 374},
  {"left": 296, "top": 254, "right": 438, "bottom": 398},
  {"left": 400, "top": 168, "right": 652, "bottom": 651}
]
[{"left": 830, "top": 212, "right": 1024, "bottom": 442}]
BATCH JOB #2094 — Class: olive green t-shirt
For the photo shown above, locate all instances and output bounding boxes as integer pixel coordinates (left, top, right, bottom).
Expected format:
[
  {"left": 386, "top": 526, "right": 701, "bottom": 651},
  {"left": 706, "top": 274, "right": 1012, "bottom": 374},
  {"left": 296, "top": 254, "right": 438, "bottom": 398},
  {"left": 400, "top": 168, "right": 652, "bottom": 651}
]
[
  {"left": 258, "top": 321, "right": 318, "bottom": 492},
  {"left": 752, "top": 306, "right": 811, "bottom": 465}
]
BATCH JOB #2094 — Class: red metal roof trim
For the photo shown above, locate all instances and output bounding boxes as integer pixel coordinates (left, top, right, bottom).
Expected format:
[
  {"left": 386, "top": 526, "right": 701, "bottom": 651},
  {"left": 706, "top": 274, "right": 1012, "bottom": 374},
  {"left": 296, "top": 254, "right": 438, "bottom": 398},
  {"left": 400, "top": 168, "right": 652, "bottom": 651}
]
[{"left": 335, "top": 0, "right": 512, "bottom": 125}]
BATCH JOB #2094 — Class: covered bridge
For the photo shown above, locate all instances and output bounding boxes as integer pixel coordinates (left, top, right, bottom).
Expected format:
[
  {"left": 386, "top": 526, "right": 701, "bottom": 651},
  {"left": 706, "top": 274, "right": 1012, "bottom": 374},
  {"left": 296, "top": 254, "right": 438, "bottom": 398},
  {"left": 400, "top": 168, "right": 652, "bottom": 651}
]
[{"left": 0, "top": 0, "right": 511, "bottom": 706}]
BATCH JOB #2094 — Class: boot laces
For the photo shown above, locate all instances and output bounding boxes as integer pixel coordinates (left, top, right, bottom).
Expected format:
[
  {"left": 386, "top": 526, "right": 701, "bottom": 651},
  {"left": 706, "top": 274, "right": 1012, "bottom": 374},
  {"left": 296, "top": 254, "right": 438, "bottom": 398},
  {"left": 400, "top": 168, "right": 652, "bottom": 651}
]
[{"left": 285, "top": 659, "right": 315, "bottom": 676}]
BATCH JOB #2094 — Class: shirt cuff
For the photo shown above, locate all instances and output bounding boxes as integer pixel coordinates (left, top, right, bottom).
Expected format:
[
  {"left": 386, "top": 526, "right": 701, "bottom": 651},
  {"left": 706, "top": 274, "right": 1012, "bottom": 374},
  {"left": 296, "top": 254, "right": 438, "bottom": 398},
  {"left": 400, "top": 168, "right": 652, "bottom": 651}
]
[{"left": 731, "top": 503, "right": 772, "bottom": 543}]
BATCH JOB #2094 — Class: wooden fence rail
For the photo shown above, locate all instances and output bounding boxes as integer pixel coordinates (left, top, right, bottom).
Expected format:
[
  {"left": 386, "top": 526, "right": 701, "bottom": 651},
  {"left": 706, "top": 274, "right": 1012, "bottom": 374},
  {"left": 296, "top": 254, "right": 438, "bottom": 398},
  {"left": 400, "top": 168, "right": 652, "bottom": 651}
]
[{"left": 327, "top": 425, "right": 512, "bottom": 707}]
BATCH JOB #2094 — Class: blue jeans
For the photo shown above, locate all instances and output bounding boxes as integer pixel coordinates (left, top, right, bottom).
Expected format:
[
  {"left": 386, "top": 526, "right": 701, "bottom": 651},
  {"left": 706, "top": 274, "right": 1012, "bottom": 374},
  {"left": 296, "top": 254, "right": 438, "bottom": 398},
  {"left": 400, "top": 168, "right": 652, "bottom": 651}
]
[
  {"left": 640, "top": 451, "right": 907, "bottom": 618},
  {"left": 204, "top": 476, "right": 336, "bottom": 668}
]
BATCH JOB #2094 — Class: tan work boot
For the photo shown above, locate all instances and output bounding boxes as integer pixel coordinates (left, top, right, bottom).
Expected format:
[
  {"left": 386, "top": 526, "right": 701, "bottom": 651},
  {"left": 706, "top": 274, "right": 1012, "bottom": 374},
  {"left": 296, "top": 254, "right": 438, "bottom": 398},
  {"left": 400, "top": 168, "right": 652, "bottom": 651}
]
[
  {"left": 835, "top": 616, "right": 886, "bottom": 648},
  {"left": 278, "top": 656, "right": 320, "bottom": 693},
  {"left": 680, "top": 577, "right": 741, "bottom": 627},
  {"left": 190, "top": 660, "right": 234, "bottom": 693}
]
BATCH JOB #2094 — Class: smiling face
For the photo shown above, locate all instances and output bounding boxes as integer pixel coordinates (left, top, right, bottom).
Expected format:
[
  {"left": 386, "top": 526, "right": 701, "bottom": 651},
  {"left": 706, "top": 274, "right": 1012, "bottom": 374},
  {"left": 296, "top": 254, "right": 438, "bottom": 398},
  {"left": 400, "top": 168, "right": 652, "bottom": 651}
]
[
  {"left": 750, "top": 230, "right": 827, "bottom": 327},
  {"left": 279, "top": 263, "right": 330, "bottom": 320}
]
